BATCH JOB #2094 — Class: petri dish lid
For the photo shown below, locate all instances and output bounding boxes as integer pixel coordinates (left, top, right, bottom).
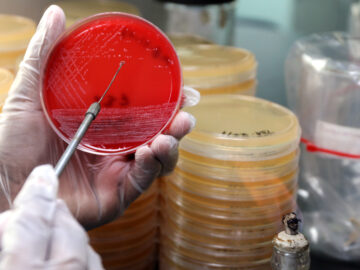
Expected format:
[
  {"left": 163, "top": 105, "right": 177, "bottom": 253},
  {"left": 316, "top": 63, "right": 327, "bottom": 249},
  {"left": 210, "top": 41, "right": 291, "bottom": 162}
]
[
  {"left": 181, "top": 95, "right": 301, "bottom": 161},
  {"left": 168, "top": 33, "right": 212, "bottom": 48},
  {"left": 0, "top": 68, "right": 14, "bottom": 95},
  {"left": 57, "top": 0, "right": 141, "bottom": 26},
  {"left": 177, "top": 44, "right": 257, "bottom": 89},
  {"left": 41, "top": 13, "right": 182, "bottom": 155},
  {"left": 0, "top": 14, "right": 36, "bottom": 52}
]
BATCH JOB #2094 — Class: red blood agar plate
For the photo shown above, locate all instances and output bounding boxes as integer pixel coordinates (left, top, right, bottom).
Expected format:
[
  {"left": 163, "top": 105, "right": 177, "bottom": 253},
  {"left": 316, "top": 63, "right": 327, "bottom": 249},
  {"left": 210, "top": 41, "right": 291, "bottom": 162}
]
[{"left": 41, "top": 13, "right": 182, "bottom": 155}]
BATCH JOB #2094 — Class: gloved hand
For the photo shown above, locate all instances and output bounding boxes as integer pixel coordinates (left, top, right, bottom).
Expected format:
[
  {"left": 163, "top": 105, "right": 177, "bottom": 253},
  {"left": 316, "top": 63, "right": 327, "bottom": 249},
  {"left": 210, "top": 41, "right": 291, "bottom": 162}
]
[
  {"left": 0, "top": 5, "right": 199, "bottom": 229},
  {"left": 0, "top": 165, "right": 104, "bottom": 270}
]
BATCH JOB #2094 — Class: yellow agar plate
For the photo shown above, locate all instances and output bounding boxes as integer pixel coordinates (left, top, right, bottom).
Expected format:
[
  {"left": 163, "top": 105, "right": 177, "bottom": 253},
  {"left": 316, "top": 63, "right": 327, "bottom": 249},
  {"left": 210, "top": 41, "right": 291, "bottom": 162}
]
[
  {"left": 0, "top": 14, "right": 35, "bottom": 52},
  {"left": 177, "top": 44, "right": 257, "bottom": 89},
  {"left": 57, "top": 0, "right": 141, "bottom": 27},
  {"left": 168, "top": 33, "right": 212, "bottom": 48}
]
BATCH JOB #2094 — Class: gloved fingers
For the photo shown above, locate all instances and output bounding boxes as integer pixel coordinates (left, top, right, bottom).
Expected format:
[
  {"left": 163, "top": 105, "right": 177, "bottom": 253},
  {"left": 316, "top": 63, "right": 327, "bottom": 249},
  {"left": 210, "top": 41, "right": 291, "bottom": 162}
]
[
  {"left": 122, "top": 146, "right": 161, "bottom": 213},
  {"left": 120, "top": 104, "right": 197, "bottom": 211},
  {"left": 121, "top": 134, "right": 179, "bottom": 213},
  {"left": 13, "top": 164, "right": 58, "bottom": 207},
  {"left": 165, "top": 111, "right": 196, "bottom": 140},
  {"left": 150, "top": 134, "right": 178, "bottom": 176},
  {"left": 173, "top": 86, "right": 198, "bottom": 139},
  {"left": 0, "top": 165, "right": 58, "bottom": 267},
  {"left": 4, "top": 5, "right": 65, "bottom": 112},
  {"left": 181, "top": 86, "right": 200, "bottom": 108},
  {"left": 46, "top": 200, "right": 97, "bottom": 270},
  {"left": 0, "top": 210, "right": 11, "bottom": 248},
  {"left": 86, "top": 246, "right": 105, "bottom": 270}
]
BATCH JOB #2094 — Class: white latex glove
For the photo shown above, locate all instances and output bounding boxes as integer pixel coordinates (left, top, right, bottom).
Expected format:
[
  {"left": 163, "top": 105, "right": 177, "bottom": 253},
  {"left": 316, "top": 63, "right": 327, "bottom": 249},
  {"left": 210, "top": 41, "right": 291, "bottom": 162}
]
[
  {"left": 0, "top": 5, "right": 199, "bottom": 229},
  {"left": 0, "top": 165, "right": 104, "bottom": 270}
]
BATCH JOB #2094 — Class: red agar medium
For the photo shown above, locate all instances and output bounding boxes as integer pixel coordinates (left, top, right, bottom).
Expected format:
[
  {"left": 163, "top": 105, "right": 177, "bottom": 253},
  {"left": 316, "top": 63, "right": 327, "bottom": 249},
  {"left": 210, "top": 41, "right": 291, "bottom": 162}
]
[{"left": 41, "top": 13, "right": 182, "bottom": 155}]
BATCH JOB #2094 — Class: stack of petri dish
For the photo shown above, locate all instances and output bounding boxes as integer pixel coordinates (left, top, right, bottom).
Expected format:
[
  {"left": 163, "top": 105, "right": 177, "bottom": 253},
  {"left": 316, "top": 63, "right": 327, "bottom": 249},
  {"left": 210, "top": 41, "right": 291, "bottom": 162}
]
[
  {"left": 56, "top": 0, "right": 141, "bottom": 27},
  {"left": 175, "top": 44, "right": 257, "bottom": 96},
  {"left": 160, "top": 95, "right": 301, "bottom": 269},
  {"left": 88, "top": 181, "right": 159, "bottom": 270},
  {"left": 0, "top": 14, "right": 35, "bottom": 72},
  {"left": 0, "top": 67, "right": 14, "bottom": 110}
]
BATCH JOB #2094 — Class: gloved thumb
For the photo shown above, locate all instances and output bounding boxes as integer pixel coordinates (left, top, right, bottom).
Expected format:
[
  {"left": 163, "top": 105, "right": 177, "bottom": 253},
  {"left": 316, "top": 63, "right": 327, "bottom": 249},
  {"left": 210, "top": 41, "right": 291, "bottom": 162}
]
[{"left": 4, "top": 5, "right": 66, "bottom": 112}]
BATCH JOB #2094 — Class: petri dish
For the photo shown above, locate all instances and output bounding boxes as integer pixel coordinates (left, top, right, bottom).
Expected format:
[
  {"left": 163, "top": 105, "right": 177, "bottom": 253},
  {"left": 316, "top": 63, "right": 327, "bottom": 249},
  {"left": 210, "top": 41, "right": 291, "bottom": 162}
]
[
  {"left": 168, "top": 33, "right": 212, "bottom": 48},
  {"left": 100, "top": 243, "right": 156, "bottom": 269},
  {"left": 0, "top": 14, "right": 35, "bottom": 51},
  {"left": 42, "top": 13, "right": 182, "bottom": 155},
  {"left": 196, "top": 79, "right": 257, "bottom": 96},
  {"left": 163, "top": 218, "right": 275, "bottom": 247},
  {"left": 181, "top": 95, "right": 301, "bottom": 161},
  {"left": 176, "top": 44, "right": 257, "bottom": 91},
  {"left": 164, "top": 180, "right": 297, "bottom": 218},
  {"left": 161, "top": 233, "right": 272, "bottom": 259},
  {"left": 163, "top": 197, "right": 294, "bottom": 227},
  {"left": 166, "top": 174, "right": 297, "bottom": 204},
  {"left": 89, "top": 207, "right": 157, "bottom": 236},
  {"left": 161, "top": 246, "right": 271, "bottom": 269},
  {"left": 160, "top": 253, "right": 271, "bottom": 270},
  {"left": 160, "top": 208, "right": 282, "bottom": 233},
  {"left": 164, "top": 198, "right": 294, "bottom": 227},
  {"left": 169, "top": 168, "right": 298, "bottom": 199},
  {"left": 90, "top": 227, "right": 157, "bottom": 252},
  {"left": 177, "top": 150, "right": 300, "bottom": 182},
  {"left": 0, "top": 14, "right": 36, "bottom": 71},
  {"left": 0, "top": 68, "right": 14, "bottom": 108},
  {"left": 163, "top": 213, "right": 281, "bottom": 242},
  {"left": 57, "top": 0, "right": 141, "bottom": 27}
]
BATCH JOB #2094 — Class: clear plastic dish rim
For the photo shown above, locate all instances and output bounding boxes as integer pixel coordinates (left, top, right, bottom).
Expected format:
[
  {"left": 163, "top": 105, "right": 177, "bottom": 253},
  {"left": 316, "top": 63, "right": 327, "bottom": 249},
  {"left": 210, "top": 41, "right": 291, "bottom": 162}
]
[
  {"left": 160, "top": 248, "right": 271, "bottom": 268},
  {"left": 162, "top": 217, "right": 279, "bottom": 243},
  {"left": 40, "top": 12, "right": 183, "bottom": 156},
  {"left": 161, "top": 234, "right": 273, "bottom": 258},
  {"left": 161, "top": 210, "right": 284, "bottom": 232},
  {"left": 180, "top": 44, "right": 257, "bottom": 78}
]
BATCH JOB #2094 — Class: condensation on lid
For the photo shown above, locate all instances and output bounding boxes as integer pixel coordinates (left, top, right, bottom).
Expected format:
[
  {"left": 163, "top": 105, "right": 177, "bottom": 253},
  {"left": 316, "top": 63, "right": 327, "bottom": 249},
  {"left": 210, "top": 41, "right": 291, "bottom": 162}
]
[
  {"left": 177, "top": 44, "right": 257, "bottom": 88},
  {"left": 57, "top": 0, "right": 141, "bottom": 26},
  {"left": 0, "top": 68, "right": 14, "bottom": 94},
  {"left": 0, "top": 14, "right": 35, "bottom": 52},
  {"left": 181, "top": 95, "right": 301, "bottom": 161}
]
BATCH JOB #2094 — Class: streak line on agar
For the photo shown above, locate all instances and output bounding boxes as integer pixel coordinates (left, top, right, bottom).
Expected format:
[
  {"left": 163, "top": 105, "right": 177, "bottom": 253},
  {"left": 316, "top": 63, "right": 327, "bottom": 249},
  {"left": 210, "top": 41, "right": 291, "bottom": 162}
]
[
  {"left": 52, "top": 103, "right": 176, "bottom": 144},
  {"left": 67, "top": 54, "right": 88, "bottom": 95},
  {"left": 61, "top": 54, "right": 88, "bottom": 105}
]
